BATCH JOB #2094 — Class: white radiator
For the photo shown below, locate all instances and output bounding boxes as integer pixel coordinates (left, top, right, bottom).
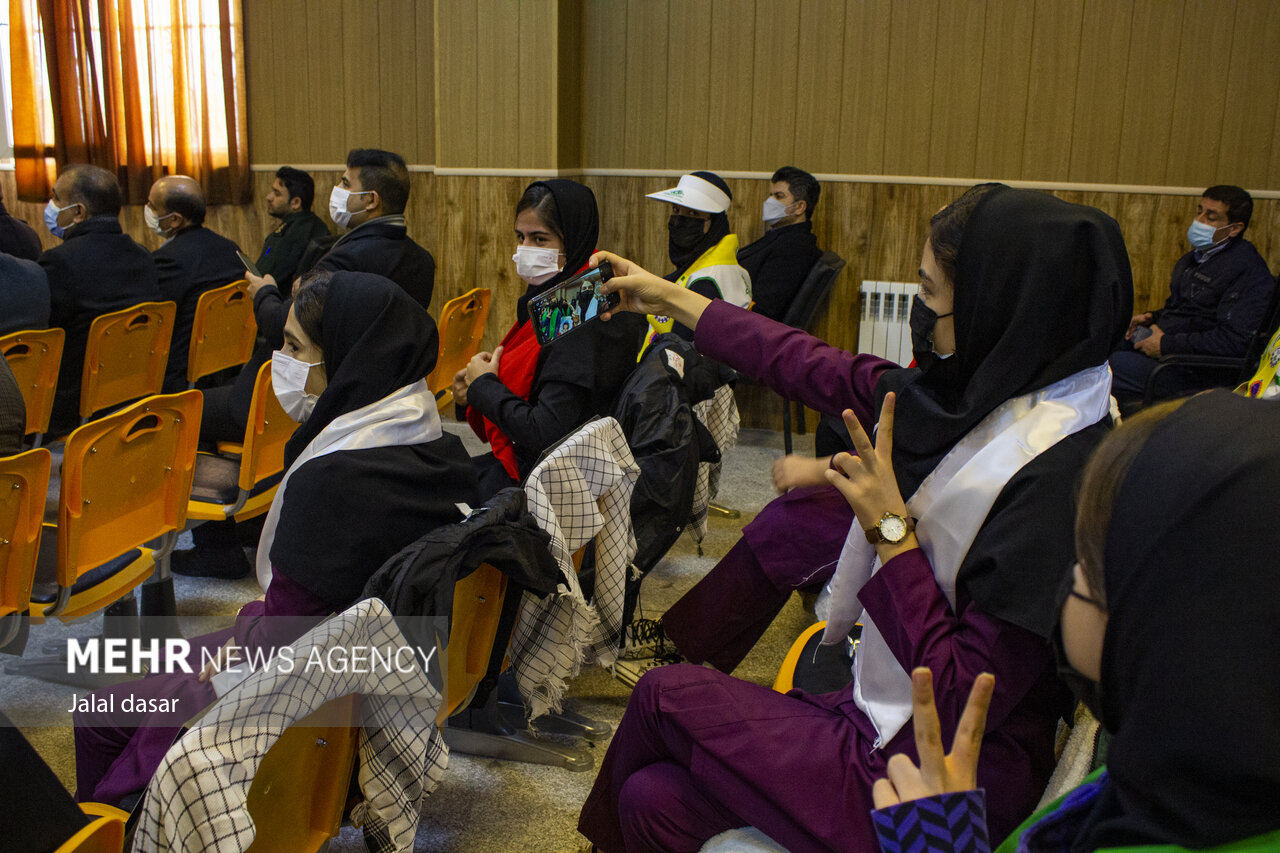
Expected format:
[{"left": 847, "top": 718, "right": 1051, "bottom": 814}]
[{"left": 858, "top": 281, "right": 920, "bottom": 366}]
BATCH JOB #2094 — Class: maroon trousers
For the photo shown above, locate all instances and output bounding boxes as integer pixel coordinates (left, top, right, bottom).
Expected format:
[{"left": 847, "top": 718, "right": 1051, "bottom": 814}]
[{"left": 663, "top": 483, "right": 854, "bottom": 672}]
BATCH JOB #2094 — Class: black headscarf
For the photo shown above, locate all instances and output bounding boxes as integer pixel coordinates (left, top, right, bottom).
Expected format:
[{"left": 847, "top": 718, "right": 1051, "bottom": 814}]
[
  {"left": 666, "top": 171, "right": 732, "bottom": 281},
  {"left": 879, "top": 186, "right": 1132, "bottom": 497},
  {"left": 877, "top": 186, "right": 1132, "bottom": 637},
  {"left": 515, "top": 179, "right": 600, "bottom": 325},
  {"left": 283, "top": 271, "right": 439, "bottom": 469},
  {"left": 270, "top": 271, "right": 477, "bottom": 608},
  {"left": 1072, "top": 392, "right": 1280, "bottom": 849}
]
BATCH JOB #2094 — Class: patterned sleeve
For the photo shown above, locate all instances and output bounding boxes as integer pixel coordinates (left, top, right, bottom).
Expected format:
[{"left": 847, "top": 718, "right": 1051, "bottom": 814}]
[{"left": 871, "top": 790, "right": 991, "bottom": 853}]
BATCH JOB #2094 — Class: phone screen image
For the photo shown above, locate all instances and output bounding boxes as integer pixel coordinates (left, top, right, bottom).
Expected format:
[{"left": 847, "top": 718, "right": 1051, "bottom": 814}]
[{"left": 528, "top": 261, "right": 616, "bottom": 346}]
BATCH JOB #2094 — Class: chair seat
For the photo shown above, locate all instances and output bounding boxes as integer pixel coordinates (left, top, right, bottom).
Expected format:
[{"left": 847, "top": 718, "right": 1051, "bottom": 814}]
[
  {"left": 189, "top": 452, "right": 242, "bottom": 505},
  {"left": 28, "top": 532, "right": 144, "bottom": 604}
]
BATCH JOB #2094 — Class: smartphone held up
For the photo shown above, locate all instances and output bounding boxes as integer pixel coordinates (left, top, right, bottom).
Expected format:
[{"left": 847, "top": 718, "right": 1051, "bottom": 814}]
[{"left": 527, "top": 260, "right": 620, "bottom": 346}]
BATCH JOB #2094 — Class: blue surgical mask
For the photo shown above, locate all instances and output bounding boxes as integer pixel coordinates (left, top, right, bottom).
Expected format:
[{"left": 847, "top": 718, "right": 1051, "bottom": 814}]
[
  {"left": 44, "top": 199, "right": 78, "bottom": 239},
  {"left": 1187, "top": 219, "right": 1227, "bottom": 249}
]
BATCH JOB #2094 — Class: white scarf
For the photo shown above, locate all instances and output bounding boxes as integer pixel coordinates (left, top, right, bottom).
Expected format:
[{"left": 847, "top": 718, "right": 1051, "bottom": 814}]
[
  {"left": 255, "top": 379, "right": 442, "bottom": 591},
  {"left": 821, "top": 363, "right": 1113, "bottom": 748}
]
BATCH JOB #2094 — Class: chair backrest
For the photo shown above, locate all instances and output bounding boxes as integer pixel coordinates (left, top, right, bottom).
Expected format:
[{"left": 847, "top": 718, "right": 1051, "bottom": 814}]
[
  {"left": 244, "top": 694, "right": 361, "bottom": 853},
  {"left": 1238, "top": 275, "right": 1280, "bottom": 384},
  {"left": 238, "top": 360, "right": 296, "bottom": 492},
  {"left": 56, "top": 391, "right": 201, "bottom": 594},
  {"left": 427, "top": 288, "right": 492, "bottom": 400},
  {"left": 0, "top": 447, "right": 51, "bottom": 645},
  {"left": 187, "top": 280, "right": 257, "bottom": 385},
  {"left": 781, "top": 250, "right": 846, "bottom": 332},
  {"left": 1, "top": 328, "right": 65, "bottom": 436},
  {"left": 439, "top": 562, "right": 508, "bottom": 724},
  {"left": 80, "top": 301, "right": 177, "bottom": 419}
]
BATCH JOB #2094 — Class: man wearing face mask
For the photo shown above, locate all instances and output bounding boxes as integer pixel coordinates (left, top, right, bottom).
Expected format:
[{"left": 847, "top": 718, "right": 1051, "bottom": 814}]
[
  {"left": 146, "top": 175, "right": 245, "bottom": 392},
  {"left": 1109, "top": 184, "right": 1276, "bottom": 409},
  {"left": 38, "top": 164, "right": 159, "bottom": 434},
  {"left": 737, "top": 166, "right": 823, "bottom": 322},
  {"left": 644, "top": 171, "right": 751, "bottom": 345}
]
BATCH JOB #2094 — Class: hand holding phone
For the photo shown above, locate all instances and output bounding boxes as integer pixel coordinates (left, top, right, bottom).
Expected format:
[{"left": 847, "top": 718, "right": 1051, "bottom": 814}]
[
  {"left": 527, "top": 260, "right": 620, "bottom": 345},
  {"left": 236, "top": 250, "right": 262, "bottom": 278}
]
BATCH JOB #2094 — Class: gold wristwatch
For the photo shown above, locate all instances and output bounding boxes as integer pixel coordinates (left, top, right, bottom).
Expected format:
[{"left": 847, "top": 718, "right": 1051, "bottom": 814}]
[{"left": 863, "top": 511, "right": 914, "bottom": 545}]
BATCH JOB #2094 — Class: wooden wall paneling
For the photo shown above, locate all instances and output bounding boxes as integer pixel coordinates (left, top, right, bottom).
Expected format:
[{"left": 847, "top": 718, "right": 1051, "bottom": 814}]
[
  {"left": 972, "top": 0, "right": 1034, "bottom": 179},
  {"left": 663, "top": 0, "right": 712, "bottom": 171},
  {"left": 1219, "top": 1, "right": 1280, "bottom": 188},
  {"left": 1067, "top": 0, "right": 1132, "bottom": 184},
  {"left": 790, "top": 0, "right": 845, "bottom": 172},
  {"left": 836, "top": 0, "right": 891, "bottom": 175},
  {"left": 728, "top": 177, "right": 766, "bottom": 250},
  {"left": 748, "top": 2, "right": 799, "bottom": 170},
  {"left": 928, "top": 1, "right": 986, "bottom": 178},
  {"left": 435, "top": 2, "right": 479, "bottom": 167},
  {"left": 435, "top": 175, "right": 479, "bottom": 329},
  {"left": 581, "top": 0, "right": 629, "bottom": 168},
  {"left": 1021, "top": 0, "right": 1083, "bottom": 182},
  {"left": 1251, "top": 199, "right": 1280, "bottom": 272},
  {"left": 881, "top": 0, "right": 938, "bottom": 177},
  {"left": 518, "top": 1, "right": 557, "bottom": 168},
  {"left": 474, "top": 0, "right": 521, "bottom": 168},
  {"left": 555, "top": 0, "right": 584, "bottom": 169},
  {"left": 474, "top": 176, "right": 534, "bottom": 347},
  {"left": 403, "top": 172, "right": 439, "bottom": 308},
  {"left": 415, "top": 0, "right": 436, "bottom": 166},
  {"left": 707, "top": 0, "right": 757, "bottom": 172},
  {"left": 1162, "top": 2, "right": 1233, "bottom": 187},
  {"left": 304, "top": 1, "right": 347, "bottom": 163},
  {"left": 242, "top": 1, "right": 276, "bottom": 163},
  {"left": 377, "top": 0, "right": 422, "bottom": 162},
  {"left": 622, "top": 0, "right": 668, "bottom": 169},
  {"left": 1115, "top": 0, "right": 1184, "bottom": 186},
  {"left": 340, "top": 0, "right": 383, "bottom": 158},
  {"left": 268, "top": 0, "right": 311, "bottom": 163}
]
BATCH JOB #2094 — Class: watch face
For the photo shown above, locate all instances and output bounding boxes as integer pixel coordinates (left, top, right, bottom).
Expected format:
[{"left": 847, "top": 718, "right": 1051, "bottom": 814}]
[{"left": 879, "top": 514, "right": 908, "bottom": 543}]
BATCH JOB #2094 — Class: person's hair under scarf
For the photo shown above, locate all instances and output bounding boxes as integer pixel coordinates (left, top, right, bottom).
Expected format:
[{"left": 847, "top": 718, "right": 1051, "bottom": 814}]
[
  {"left": 283, "top": 271, "right": 439, "bottom": 470},
  {"left": 514, "top": 179, "right": 600, "bottom": 325},
  {"left": 1072, "top": 391, "right": 1280, "bottom": 849}
]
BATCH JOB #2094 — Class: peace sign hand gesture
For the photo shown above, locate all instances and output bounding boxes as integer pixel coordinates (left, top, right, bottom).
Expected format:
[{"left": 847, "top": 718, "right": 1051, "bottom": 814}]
[
  {"left": 872, "top": 668, "right": 996, "bottom": 808},
  {"left": 824, "top": 393, "right": 914, "bottom": 560}
]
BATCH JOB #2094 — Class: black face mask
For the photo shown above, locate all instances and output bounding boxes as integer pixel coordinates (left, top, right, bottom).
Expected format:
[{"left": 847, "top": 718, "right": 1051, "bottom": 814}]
[
  {"left": 668, "top": 214, "right": 708, "bottom": 268},
  {"left": 1050, "top": 566, "right": 1108, "bottom": 727}
]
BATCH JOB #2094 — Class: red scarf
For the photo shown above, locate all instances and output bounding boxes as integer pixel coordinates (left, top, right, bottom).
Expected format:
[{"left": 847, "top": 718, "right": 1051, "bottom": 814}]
[{"left": 467, "top": 319, "right": 541, "bottom": 480}]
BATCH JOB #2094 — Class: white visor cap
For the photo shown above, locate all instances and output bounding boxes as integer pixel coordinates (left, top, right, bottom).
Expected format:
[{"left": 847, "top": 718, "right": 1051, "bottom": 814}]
[{"left": 646, "top": 173, "right": 731, "bottom": 214}]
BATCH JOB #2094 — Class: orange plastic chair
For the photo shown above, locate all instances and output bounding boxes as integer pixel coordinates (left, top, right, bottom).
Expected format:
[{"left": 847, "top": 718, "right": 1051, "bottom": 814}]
[
  {"left": 27, "top": 391, "right": 201, "bottom": 625},
  {"left": 187, "top": 280, "right": 258, "bottom": 386},
  {"left": 1, "top": 328, "right": 65, "bottom": 440},
  {"left": 0, "top": 447, "right": 51, "bottom": 649},
  {"left": 188, "top": 361, "right": 297, "bottom": 524},
  {"left": 244, "top": 694, "right": 361, "bottom": 853},
  {"left": 79, "top": 301, "right": 177, "bottom": 422},
  {"left": 438, "top": 562, "right": 508, "bottom": 724},
  {"left": 427, "top": 288, "right": 492, "bottom": 411},
  {"left": 53, "top": 802, "right": 131, "bottom": 853}
]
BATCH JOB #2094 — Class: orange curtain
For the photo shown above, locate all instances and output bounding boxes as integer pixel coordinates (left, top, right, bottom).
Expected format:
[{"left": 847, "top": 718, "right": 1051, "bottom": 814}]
[{"left": 9, "top": 0, "right": 250, "bottom": 205}]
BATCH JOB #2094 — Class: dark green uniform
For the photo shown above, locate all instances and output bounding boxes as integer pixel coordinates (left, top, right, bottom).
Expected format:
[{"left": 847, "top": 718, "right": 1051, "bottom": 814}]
[{"left": 255, "top": 210, "right": 330, "bottom": 285}]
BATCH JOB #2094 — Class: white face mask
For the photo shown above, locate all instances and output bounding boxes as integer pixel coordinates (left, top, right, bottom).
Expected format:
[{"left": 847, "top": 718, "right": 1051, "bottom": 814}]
[
  {"left": 512, "top": 245, "right": 563, "bottom": 285},
  {"left": 144, "top": 204, "right": 176, "bottom": 237},
  {"left": 328, "top": 185, "right": 371, "bottom": 229},
  {"left": 762, "top": 196, "right": 793, "bottom": 224},
  {"left": 271, "top": 350, "right": 322, "bottom": 422}
]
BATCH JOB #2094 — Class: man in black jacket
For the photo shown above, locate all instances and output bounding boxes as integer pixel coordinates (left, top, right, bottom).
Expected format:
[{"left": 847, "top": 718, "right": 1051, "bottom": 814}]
[
  {"left": 737, "top": 166, "right": 823, "bottom": 322},
  {"left": 255, "top": 166, "right": 330, "bottom": 286},
  {"left": 147, "top": 175, "right": 246, "bottom": 392},
  {"left": 0, "top": 254, "right": 50, "bottom": 334},
  {"left": 0, "top": 188, "right": 42, "bottom": 260},
  {"left": 39, "top": 164, "right": 159, "bottom": 433},
  {"left": 1111, "top": 184, "right": 1276, "bottom": 405}
]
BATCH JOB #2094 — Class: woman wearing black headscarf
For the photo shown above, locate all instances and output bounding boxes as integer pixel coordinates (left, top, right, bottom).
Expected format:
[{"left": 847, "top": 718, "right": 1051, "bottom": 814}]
[
  {"left": 453, "top": 180, "right": 644, "bottom": 495},
  {"left": 576, "top": 185, "right": 1132, "bottom": 852},
  {"left": 72, "top": 271, "right": 477, "bottom": 805},
  {"left": 870, "top": 391, "right": 1280, "bottom": 852}
]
